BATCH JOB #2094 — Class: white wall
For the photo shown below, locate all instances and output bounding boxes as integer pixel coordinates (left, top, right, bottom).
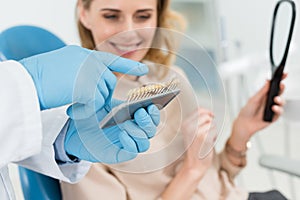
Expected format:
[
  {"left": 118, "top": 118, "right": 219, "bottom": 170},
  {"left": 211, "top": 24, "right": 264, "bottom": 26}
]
[
  {"left": 218, "top": 0, "right": 300, "bottom": 62},
  {"left": 218, "top": 0, "right": 272, "bottom": 57},
  {"left": 218, "top": 0, "right": 300, "bottom": 97},
  {"left": 0, "top": 0, "right": 80, "bottom": 45}
]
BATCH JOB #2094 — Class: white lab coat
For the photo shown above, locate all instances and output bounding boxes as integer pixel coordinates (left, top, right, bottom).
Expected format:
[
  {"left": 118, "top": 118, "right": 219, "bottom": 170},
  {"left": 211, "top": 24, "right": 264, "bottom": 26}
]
[{"left": 0, "top": 61, "right": 90, "bottom": 199}]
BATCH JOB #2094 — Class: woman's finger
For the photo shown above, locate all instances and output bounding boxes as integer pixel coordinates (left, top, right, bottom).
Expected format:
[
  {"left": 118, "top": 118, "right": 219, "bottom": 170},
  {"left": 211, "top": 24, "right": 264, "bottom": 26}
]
[
  {"left": 278, "top": 82, "right": 286, "bottom": 96},
  {"left": 281, "top": 73, "right": 288, "bottom": 80},
  {"left": 274, "top": 96, "right": 286, "bottom": 107},
  {"left": 272, "top": 105, "right": 284, "bottom": 115}
]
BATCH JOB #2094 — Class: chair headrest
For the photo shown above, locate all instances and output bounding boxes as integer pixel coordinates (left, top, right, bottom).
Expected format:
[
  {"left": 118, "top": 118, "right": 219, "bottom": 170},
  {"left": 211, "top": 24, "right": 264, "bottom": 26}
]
[{"left": 0, "top": 25, "right": 66, "bottom": 60}]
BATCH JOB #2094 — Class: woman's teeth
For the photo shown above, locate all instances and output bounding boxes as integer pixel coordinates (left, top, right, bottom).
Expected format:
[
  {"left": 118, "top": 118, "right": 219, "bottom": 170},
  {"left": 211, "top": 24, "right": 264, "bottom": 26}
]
[{"left": 114, "top": 44, "right": 137, "bottom": 52}]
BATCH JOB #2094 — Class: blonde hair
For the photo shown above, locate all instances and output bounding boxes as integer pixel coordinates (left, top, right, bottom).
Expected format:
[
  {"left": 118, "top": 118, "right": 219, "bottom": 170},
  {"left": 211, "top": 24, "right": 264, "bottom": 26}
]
[{"left": 77, "top": 0, "right": 186, "bottom": 78}]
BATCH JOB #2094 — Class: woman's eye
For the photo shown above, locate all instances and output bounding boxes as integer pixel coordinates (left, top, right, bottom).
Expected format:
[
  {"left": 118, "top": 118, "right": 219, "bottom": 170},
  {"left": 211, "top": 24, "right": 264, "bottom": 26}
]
[
  {"left": 136, "top": 14, "right": 151, "bottom": 20},
  {"left": 103, "top": 14, "right": 118, "bottom": 20}
]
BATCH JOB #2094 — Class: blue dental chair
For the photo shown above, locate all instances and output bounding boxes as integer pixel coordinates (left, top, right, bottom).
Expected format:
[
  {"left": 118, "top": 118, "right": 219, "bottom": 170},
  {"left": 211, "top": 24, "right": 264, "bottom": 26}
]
[
  {"left": 0, "top": 25, "right": 65, "bottom": 200},
  {"left": 0, "top": 25, "right": 65, "bottom": 60}
]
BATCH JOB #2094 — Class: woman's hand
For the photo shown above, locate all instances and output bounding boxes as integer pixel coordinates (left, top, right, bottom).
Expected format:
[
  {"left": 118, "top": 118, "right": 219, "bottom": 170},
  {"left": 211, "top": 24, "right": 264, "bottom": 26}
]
[
  {"left": 180, "top": 108, "right": 215, "bottom": 179},
  {"left": 160, "top": 108, "right": 215, "bottom": 200},
  {"left": 229, "top": 74, "right": 287, "bottom": 151}
]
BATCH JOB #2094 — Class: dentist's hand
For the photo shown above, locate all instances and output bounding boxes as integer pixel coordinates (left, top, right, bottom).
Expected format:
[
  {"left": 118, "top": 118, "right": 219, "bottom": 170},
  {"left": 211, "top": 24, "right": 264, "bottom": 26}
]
[
  {"left": 19, "top": 45, "right": 148, "bottom": 113},
  {"left": 65, "top": 104, "right": 160, "bottom": 163}
]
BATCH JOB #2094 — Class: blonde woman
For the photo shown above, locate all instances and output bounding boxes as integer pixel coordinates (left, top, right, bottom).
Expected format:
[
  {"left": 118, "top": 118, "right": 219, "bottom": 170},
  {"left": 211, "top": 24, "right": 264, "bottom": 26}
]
[{"left": 61, "top": 0, "right": 287, "bottom": 199}]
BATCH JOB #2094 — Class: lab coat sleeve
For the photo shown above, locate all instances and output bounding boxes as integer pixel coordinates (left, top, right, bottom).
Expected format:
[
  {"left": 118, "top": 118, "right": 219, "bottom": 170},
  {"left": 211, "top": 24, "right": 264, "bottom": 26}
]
[
  {"left": 0, "top": 60, "right": 42, "bottom": 168},
  {"left": 0, "top": 60, "right": 90, "bottom": 183},
  {"left": 16, "top": 98, "right": 91, "bottom": 183}
]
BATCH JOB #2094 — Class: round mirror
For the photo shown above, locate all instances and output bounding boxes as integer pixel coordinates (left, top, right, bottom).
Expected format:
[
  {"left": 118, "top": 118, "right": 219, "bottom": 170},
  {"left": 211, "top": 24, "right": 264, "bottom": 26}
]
[{"left": 270, "top": 0, "right": 295, "bottom": 71}]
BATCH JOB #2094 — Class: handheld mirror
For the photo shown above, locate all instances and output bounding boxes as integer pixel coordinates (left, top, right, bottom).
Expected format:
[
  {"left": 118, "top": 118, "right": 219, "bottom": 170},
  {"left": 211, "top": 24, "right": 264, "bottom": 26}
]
[{"left": 263, "top": 0, "right": 296, "bottom": 122}]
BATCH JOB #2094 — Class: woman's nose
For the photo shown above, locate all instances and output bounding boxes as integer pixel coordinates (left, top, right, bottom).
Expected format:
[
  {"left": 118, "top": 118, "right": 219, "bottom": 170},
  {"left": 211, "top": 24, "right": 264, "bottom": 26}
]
[
  {"left": 118, "top": 19, "right": 139, "bottom": 40},
  {"left": 122, "top": 17, "right": 135, "bottom": 32}
]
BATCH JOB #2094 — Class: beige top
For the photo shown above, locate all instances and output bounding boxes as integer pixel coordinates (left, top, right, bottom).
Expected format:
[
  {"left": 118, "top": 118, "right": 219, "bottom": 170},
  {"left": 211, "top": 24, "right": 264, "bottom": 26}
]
[{"left": 61, "top": 64, "right": 248, "bottom": 200}]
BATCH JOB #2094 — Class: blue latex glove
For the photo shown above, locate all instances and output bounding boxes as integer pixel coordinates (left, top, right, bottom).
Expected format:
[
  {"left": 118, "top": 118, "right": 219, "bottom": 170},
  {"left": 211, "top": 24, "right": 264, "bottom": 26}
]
[
  {"left": 19, "top": 45, "right": 148, "bottom": 114},
  {"left": 65, "top": 104, "right": 160, "bottom": 163}
]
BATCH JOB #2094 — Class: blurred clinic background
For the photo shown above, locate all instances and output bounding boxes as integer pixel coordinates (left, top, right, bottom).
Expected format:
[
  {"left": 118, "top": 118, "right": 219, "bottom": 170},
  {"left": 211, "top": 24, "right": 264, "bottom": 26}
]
[{"left": 1, "top": 0, "right": 300, "bottom": 199}]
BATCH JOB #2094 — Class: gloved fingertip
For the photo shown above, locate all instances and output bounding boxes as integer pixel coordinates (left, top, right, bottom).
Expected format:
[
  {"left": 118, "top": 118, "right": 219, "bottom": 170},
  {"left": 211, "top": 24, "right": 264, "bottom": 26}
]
[
  {"left": 146, "top": 128, "right": 156, "bottom": 139},
  {"left": 119, "top": 57, "right": 148, "bottom": 75},
  {"left": 134, "top": 63, "right": 149, "bottom": 75},
  {"left": 136, "top": 139, "right": 150, "bottom": 152},
  {"left": 117, "top": 150, "right": 137, "bottom": 163},
  {"left": 147, "top": 104, "right": 160, "bottom": 126},
  {"left": 121, "top": 61, "right": 148, "bottom": 76},
  {"left": 103, "top": 52, "right": 148, "bottom": 76}
]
